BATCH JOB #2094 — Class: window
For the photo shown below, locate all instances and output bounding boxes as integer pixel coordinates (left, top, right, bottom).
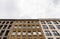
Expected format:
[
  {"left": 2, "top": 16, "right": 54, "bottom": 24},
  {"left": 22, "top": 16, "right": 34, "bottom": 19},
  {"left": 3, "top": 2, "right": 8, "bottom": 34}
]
[
  {"left": 23, "top": 32, "right": 26, "bottom": 35},
  {"left": 41, "top": 21, "right": 46, "bottom": 24},
  {"left": 0, "top": 21, "right": 1, "bottom": 23},
  {"left": 3, "top": 37, "right": 7, "bottom": 39},
  {"left": 0, "top": 30, "right": 5, "bottom": 36},
  {"left": 28, "top": 26, "right": 31, "bottom": 29},
  {"left": 38, "top": 32, "right": 42, "bottom": 35},
  {"left": 20, "top": 21, "right": 22, "bottom": 23},
  {"left": 17, "top": 32, "right": 21, "bottom": 35},
  {"left": 52, "top": 30, "right": 60, "bottom": 36},
  {"left": 5, "top": 30, "right": 9, "bottom": 36},
  {"left": 28, "top": 33, "right": 31, "bottom": 35},
  {"left": 32, "top": 26, "right": 35, "bottom": 29},
  {"left": 8, "top": 25, "right": 11, "bottom": 29},
  {"left": 14, "top": 26, "right": 17, "bottom": 29},
  {"left": 28, "top": 31, "right": 31, "bottom": 35},
  {"left": 18, "top": 26, "right": 21, "bottom": 29},
  {"left": 24, "top": 21, "right": 26, "bottom": 23},
  {"left": 6, "top": 21, "right": 9, "bottom": 24},
  {"left": 31, "top": 21, "right": 35, "bottom": 24},
  {"left": 28, "top": 21, "right": 30, "bottom": 23},
  {"left": 36, "top": 21, "right": 39, "bottom": 24},
  {"left": 23, "top": 26, "right": 26, "bottom": 29},
  {"left": 49, "top": 25, "right": 55, "bottom": 29},
  {"left": 48, "top": 38, "right": 53, "bottom": 39},
  {"left": 53, "top": 21, "right": 58, "bottom": 24},
  {"left": 2, "top": 21, "right": 5, "bottom": 24},
  {"left": 46, "top": 21, "right": 52, "bottom": 24},
  {"left": 33, "top": 32, "right": 37, "bottom": 35},
  {"left": 45, "top": 30, "right": 52, "bottom": 36},
  {"left": 0, "top": 25, "right": 3, "bottom": 29},
  {"left": 56, "top": 38, "right": 60, "bottom": 39},
  {"left": 3, "top": 25, "right": 7, "bottom": 29},
  {"left": 12, "top": 32, "right": 16, "bottom": 35},
  {"left": 36, "top": 26, "right": 40, "bottom": 28},
  {"left": 10, "top": 21, "right": 13, "bottom": 24},
  {"left": 56, "top": 25, "right": 60, "bottom": 29},
  {"left": 42, "top": 25, "right": 48, "bottom": 29}
]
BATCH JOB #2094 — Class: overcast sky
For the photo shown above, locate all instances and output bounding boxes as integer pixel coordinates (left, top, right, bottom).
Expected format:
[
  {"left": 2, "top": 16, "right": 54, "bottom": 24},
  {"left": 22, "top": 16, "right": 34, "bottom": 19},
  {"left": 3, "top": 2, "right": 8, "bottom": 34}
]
[{"left": 0, "top": 0, "right": 60, "bottom": 19}]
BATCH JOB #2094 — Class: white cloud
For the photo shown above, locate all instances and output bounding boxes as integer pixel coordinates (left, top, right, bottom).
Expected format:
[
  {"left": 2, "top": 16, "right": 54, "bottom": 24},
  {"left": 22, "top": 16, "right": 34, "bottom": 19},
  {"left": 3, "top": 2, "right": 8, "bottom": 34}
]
[
  {"left": 45, "top": 0, "right": 60, "bottom": 18},
  {"left": 0, "top": 0, "right": 60, "bottom": 19}
]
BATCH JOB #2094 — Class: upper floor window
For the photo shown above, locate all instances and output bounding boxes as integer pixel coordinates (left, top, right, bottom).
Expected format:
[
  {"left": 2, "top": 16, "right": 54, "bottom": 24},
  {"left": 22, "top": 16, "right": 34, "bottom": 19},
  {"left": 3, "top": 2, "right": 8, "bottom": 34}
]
[
  {"left": 24, "top": 21, "right": 26, "bottom": 23},
  {"left": 6, "top": 21, "right": 9, "bottom": 24},
  {"left": 56, "top": 38, "right": 60, "bottom": 39},
  {"left": 49, "top": 25, "right": 55, "bottom": 29},
  {"left": 14, "top": 26, "right": 17, "bottom": 29},
  {"left": 52, "top": 30, "right": 60, "bottom": 36},
  {"left": 53, "top": 21, "right": 58, "bottom": 24},
  {"left": 28, "top": 31, "right": 31, "bottom": 35},
  {"left": 23, "top": 32, "right": 26, "bottom": 35},
  {"left": 12, "top": 31, "right": 16, "bottom": 36},
  {"left": 46, "top": 21, "right": 52, "bottom": 24},
  {"left": 56, "top": 25, "right": 60, "bottom": 29},
  {"left": 41, "top": 21, "right": 46, "bottom": 24},
  {"left": 28, "top": 26, "right": 31, "bottom": 29},
  {"left": 31, "top": 21, "right": 35, "bottom": 24},
  {"left": 33, "top": 32, "right": 37, "bottom": 35},
  {"left": 0, "top": 21, "right": 1, "bottom": 23},
  {"left": 36, "top": 26, "right": 40, "bottom": 28},
  {"left": 23, "top": 26, "right": 26, "bottom": 29},
  {"left": 28, "top": 21, "right": 30, "bottom": 23},
  {"left": 32, "top": 26, "right": 35, "bottom": 29},
  {"left": 36, "top": 21, "right": 39, "bottom": 24},
  {"left": 2, "top": 21, "right": 5, "bottom": 24},
  {"left": 18, "top": 26, "right": 21, "bottom": 29},
  {"left": 17, "top": 32, "right": 21, "bottom": 35},
  {"left": 45, "top": 30, "right": 52, "bottom": 36},
  {"left": 38, "top": 32, "right": 42, "bottom": 35},
  {"left": 10, "top": 21, "right": 13, "bottom": 24},
  {"left": 0, "top": 25, "right": 3, "bottom": 29},
  {"left": 48, "top": 38, "right": 53, "bottom": 39},
  {"left": 42, "top": 25, "right": 48, "bottom": 29}
]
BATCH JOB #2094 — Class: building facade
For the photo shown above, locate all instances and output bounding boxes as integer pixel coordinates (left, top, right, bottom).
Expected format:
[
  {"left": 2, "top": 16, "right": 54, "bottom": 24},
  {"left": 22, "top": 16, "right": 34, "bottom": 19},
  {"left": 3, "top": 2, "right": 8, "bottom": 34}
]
[{"left": 0, "top": 19, "right": 60, "bottom": 39}]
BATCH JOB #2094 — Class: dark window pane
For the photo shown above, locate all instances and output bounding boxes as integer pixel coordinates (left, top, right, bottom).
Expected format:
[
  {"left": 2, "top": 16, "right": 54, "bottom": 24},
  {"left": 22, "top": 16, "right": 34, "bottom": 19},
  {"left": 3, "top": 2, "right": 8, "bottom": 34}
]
[
  {"left": 49, "top": 25, "right": 55, "bottom": 29},
  {"left": 42, "top": 25, "right": 48, "bottom": 29},
  {"left": 2, "top": 21, "right": 5, "bottom": 24},
  {"left": 45, "top": 30, "right": 52, "bottom": 36},
  {"left": 56, "top": 38, "right": 60, "bottom": 39},
  {"left": 52, "top": 30, "right": 60, "bottom": 36},
  {"left": 56, "top": 25, "right": 60, "bottom": 29},
  {"left": 53, "top": 21, "right": 58, "bottom": 24},
  {"left": 46, "top": 21, "right": 52, "bottom": 24},
  {"left": 0, "top": 25, "right": 3, "bottom": 29},
  {"left": 41, "top": 21, "right": 46, "bottom": 24},
  {"left": 48, "top": 38, "right": 53, "bottom": 39}
]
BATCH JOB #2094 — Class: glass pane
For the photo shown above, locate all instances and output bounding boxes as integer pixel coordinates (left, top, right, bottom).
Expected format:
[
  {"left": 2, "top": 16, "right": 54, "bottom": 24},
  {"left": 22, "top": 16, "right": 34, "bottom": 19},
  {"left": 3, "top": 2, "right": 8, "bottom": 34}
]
[{"left": 42, "top": 25, "right": 48, "bottom": 29}]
